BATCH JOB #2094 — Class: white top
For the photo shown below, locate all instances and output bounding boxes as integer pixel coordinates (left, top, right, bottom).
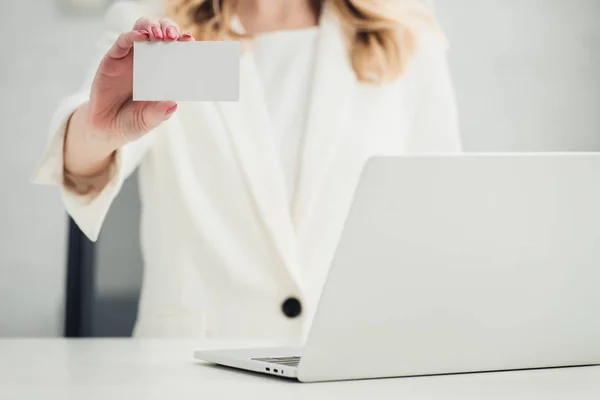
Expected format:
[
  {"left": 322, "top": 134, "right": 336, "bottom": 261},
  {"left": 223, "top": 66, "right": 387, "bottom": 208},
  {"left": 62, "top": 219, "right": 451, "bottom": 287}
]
[
  {"left": 252, "top": 27, "right": 319, "bottom": 202},
  {"left": 2, "top": 340, "right": 599, "bottom": 399}
]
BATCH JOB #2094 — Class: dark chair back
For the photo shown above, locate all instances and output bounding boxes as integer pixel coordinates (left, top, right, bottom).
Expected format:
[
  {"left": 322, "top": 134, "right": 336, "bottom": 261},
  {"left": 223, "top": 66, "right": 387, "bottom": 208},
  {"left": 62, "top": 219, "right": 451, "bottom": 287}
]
[
  {"left": 64, "top": 218, "right": 95, "bottom": 337},
  {"left": 63, "top": 173, "right": 143, "bottom": 337}
]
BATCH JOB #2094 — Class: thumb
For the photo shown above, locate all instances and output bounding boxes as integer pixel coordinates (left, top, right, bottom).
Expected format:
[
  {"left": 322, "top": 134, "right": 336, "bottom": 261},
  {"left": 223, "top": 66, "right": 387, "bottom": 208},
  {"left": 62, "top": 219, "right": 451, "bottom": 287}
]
[
  {"left": 138, "top": 100, "right": 178, "bottom": 131},
  {"left": 118, "top": 100, "right": 178, "bottom": 138}
]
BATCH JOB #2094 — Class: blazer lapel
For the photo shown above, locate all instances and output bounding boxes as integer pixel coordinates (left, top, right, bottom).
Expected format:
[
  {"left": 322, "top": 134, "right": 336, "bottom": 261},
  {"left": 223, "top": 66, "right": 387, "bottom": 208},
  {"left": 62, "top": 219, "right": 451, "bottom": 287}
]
[
  {"left": 213, "top": 10, "right": 358, "bottom": 285},
  {"left": 214, "top": 47, "right": 303, "bottom": 285},
  {"left": 291, "top": 5, "right": 358, "bottom": 235}
]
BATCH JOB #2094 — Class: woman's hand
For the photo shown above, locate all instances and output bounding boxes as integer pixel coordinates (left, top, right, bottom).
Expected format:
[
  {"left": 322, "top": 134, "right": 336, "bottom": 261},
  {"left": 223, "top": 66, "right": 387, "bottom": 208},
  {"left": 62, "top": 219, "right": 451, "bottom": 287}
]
[
  {"left": 89, "top": 17, "right": 194, "bottom": 145},
  {"left": 64, "top": 17, "right": 194, "bottom": 178}
]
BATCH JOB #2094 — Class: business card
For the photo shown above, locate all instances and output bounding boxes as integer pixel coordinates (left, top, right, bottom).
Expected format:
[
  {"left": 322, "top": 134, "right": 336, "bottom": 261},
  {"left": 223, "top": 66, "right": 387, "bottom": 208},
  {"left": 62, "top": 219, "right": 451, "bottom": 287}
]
[{"left": 133, "top": 41, "right": 240, "bottom": 101}]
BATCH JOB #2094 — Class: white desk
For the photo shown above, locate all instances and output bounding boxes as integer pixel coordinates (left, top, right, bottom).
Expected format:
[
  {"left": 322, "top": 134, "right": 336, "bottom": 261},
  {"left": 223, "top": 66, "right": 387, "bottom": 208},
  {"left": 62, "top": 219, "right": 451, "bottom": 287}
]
[{"left": 1, "top": 339, "right": 599, "bottom": 399}]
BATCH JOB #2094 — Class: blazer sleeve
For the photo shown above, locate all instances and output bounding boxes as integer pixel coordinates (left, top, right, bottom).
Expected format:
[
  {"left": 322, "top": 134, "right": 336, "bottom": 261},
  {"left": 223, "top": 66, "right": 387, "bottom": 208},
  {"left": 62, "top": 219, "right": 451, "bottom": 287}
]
[
  {"left": 408, "top": 33, "right": 463, "bottom": 153},
  {"left": 30, "top": 1, "right": 152, "bottom": 242}
]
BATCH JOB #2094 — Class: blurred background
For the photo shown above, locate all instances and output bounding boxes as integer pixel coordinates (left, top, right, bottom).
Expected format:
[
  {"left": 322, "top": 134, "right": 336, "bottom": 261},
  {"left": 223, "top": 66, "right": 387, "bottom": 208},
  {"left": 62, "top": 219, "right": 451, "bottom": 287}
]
[{"left": 0, "top": 0, "right": 598, "bottom": 337}]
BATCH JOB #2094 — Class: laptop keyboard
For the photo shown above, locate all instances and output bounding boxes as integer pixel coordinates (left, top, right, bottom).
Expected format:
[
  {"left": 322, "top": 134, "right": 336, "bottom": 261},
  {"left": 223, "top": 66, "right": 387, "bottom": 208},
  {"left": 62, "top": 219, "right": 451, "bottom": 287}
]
[{"left": 251, "top": 356, "right": 301, "bottom": 367}]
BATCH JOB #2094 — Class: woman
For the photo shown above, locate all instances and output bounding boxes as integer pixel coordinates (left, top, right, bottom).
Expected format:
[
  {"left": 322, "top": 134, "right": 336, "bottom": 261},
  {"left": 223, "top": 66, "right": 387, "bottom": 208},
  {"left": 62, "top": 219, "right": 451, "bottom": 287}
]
[{"left": 33, "top": 0, "right": 461, "bottom": 341}]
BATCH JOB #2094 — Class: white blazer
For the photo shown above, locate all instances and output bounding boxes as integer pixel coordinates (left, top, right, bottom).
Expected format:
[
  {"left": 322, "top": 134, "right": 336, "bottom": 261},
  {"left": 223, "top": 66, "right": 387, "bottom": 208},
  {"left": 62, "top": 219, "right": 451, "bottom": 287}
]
[{"left": 33, "top": 1, "right": 461, "bottom": 340}]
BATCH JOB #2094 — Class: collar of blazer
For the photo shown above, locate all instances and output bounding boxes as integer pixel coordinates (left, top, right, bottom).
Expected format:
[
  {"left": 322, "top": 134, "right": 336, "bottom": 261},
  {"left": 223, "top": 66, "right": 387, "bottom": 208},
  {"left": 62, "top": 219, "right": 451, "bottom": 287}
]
[{"left": 215, "top": 4, "right": 359, "bottom": 287}]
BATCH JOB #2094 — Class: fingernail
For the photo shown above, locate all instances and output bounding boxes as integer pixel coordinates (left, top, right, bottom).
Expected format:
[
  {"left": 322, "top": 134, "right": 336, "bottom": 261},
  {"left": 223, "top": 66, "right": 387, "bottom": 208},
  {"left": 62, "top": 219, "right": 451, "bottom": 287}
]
[
  {"left": 139, "top": 30, "right": 150, "bottom": 37},
  {"left": 166, "top": 27, "right": 177, "bottom": 39},
  {"left": 151, "top": 26, "right": 163, "bottom": 38},
  {"left": 182, "top": 33, "right": 193, "bottom": 39},
  {"left": 165, "top": 105, "right": 178, "bottom": 117}
]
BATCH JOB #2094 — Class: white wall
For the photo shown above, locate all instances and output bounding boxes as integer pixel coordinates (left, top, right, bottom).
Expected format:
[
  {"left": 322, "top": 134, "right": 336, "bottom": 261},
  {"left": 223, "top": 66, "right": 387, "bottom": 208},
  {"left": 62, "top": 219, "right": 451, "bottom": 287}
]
[
  {"left": 0, "top": 1, "right": 104, "bottom": 336},
  {"left": 435, "top": 0, "right": 600, "bottom": 152}
]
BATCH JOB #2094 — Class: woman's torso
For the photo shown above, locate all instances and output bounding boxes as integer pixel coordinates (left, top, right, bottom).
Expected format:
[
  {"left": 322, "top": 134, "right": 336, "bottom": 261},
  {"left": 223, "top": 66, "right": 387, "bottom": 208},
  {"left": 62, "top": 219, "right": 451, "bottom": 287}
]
[{"left": 128, "top": 4, "right": 457, "bottom": 341}]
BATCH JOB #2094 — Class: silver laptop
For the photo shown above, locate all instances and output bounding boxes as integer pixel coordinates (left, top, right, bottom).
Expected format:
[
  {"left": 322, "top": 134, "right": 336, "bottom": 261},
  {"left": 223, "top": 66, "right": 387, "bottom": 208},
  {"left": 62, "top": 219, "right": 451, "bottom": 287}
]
[{"left": 195, "top": 154, "right": 600, "bottom": 382}]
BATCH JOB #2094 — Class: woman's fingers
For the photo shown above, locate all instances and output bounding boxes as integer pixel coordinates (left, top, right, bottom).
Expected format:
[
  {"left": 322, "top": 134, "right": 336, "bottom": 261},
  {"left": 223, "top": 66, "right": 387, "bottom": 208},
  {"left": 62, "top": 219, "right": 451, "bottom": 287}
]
[
  {"left": 178, "top": 32, "right": 195, "bottom": 42},
  {"left": 148, "top": 23, "right": 163, "bottom": 41},
  {"left": 133, "top": 16, "right": 163, "bottom": 41},
  {"left": 107, "top": 30, "right": 149, "bottom": 60},
  {"left": 159, "top": 18, "right": 180, "bottom": 41},
  {"left": 133, "top": 16, "right": 188, "bottom": 43}
]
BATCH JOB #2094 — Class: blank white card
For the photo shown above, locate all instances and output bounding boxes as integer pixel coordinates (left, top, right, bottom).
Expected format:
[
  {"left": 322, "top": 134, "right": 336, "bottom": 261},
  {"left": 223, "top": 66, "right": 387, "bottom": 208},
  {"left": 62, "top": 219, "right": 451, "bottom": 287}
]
[{"left": 133, "top": 41, "right": 240, "bottom": 101}]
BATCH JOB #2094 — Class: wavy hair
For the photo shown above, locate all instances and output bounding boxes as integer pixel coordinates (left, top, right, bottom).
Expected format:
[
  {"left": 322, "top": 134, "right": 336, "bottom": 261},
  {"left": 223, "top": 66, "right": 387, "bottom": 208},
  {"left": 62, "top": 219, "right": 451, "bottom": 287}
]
[{"left": 164, "top": 0, "right": 441, "bottom": 83}]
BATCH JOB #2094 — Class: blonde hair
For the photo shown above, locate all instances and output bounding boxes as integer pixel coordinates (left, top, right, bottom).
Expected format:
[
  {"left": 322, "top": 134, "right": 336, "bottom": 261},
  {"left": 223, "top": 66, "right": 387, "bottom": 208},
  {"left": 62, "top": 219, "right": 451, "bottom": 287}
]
[{"left": 165, "top": 0, "right": 441, "bottom": 83}]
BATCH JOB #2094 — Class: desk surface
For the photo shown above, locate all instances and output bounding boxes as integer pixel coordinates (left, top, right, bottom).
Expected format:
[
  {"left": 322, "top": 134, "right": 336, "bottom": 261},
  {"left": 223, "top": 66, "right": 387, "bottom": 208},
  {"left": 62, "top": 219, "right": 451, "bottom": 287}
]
[{"left": 1, "top": 339, "right": 599, "bottom": 399}]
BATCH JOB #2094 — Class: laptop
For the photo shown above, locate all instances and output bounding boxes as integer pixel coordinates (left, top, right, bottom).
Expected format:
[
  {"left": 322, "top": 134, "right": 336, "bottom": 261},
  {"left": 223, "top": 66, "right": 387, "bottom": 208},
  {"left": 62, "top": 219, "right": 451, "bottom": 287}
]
[{"left": 195, "top": 154, "right": 600, "bottom": 382}]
